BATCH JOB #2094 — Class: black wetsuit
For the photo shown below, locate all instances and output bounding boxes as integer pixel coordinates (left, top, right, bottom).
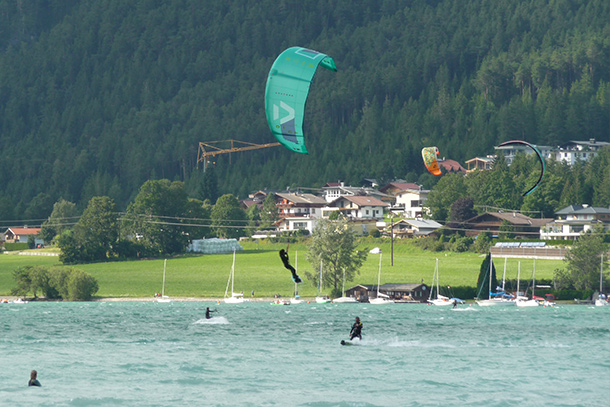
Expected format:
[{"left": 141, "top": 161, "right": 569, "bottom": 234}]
[
  {"left": 205, "top": 309, "right": 216, "bottom": 319},
  {"left": 28, "top": 379, "right": 41, "bottom": 387},
  {"left": 279, "top": 250, "right": 302, "bottom": 283},
  {"left": 350, "top": 321, "right": 363, "bottom": 340}
]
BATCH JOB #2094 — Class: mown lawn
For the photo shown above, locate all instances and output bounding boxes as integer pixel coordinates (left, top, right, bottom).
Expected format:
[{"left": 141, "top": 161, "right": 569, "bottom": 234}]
[{"left": 0, "top": 240, "right": 565, "bottom": 299}]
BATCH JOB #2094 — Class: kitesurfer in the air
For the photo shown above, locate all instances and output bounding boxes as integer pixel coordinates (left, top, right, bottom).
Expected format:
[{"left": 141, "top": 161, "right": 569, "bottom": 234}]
[
  {"left": 205, "top": 307, "right": 217, "bottom": 319},
  {"left": 350, "top": 317, "right": 363, "bottom": 341},
  {"left": 279, "top": 247, "right": 302, "bottom": 283}
]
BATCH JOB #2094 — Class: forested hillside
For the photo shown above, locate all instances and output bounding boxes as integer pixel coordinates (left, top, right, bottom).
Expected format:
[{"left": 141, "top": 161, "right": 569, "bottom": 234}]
[{"left": 0, "top": 0, "right": 608, "bottom": 221}]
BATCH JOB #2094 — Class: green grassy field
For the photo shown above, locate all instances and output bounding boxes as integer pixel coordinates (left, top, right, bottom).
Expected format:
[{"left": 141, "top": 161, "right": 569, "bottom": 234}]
[{"left": 0, "top": 240, "right": 566, "bottom": 299}]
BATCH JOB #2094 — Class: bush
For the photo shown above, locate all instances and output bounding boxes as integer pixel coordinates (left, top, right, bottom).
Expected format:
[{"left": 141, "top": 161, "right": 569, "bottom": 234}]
[
  {"left": 368, "top": 228, "right": 381, "bottom": 238},
  {"left": 66, "top": 270, "right": 99, "bottom": 300},
  {"left": 11, "top": 265, "right": 98, "bottom": 301},
  {"left": 4, "top": 242, "right": 29, "bottom": 251}
]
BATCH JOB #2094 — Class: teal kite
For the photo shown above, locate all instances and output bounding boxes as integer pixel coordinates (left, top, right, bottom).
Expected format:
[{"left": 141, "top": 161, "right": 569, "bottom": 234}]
[{"left": 265, "top": 47, "right": 337, "bottom": 154}]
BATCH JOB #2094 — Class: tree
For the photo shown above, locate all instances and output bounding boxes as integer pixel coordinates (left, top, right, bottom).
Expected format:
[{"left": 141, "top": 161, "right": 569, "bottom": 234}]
[
  {"left": 73, "top": 196, "right": 118, "bottom": 262},
  {"left": 40, "top": 198, "right": 79, "bottom": 243},
  {"left": 305, "top": 218, "right": 367, "bottom": 296},
  {"left": 125, "top": 180, "right": 190, "bottom": 255},
  {"left": 260, "top": 193, "right": 279, "bottom": 229},
  {"left": 211, "top": 194, "right": 248, "bottom": 239},
  {"left": 450, "top": 197, "right": 477, "bottom": 224},
  {"left": 425, "top": 174, "right": 468, "bottom": 222},
  {"left": 556, "top": 224, "right": 608, "bottom": 290}
]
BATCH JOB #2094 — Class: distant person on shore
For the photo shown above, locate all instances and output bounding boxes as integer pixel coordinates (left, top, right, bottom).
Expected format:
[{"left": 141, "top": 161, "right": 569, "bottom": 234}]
[
  {"left": 205, "top": 307, "right": 217, "bottom": 319},
  {"left": 279, "top": 247, "right": 302, "bottom": 283},
  {"left": 28, "top": 370, "right": 41, "bottom": 387},
  {"left": 350, "top": 317, "right": 363, "bottom": 341}
]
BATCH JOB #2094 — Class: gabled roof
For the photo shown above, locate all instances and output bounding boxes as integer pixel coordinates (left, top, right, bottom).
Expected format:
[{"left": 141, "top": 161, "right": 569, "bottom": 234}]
[
  {"left": 275, "top": 192, "right": 327, "bottom": 205},
  {"left": 399, "top": 218, "right": 442, "bottom": 229},
  {"left": 555, "top": 205, "right": 610, "bottom": 216},
  {"left": 438, "top": 159, "right": 467, "bottom": 173},
  {"left": 464, "top": 212, "right": 550, "bottom": 227},
  {"left": 5, "top": 227, "right": 42, "bottom": 235},
  {"left": 333, "top": 195, "right": 389, "bottom": 207},
  {"left": 379, "top": 182, "right": 420, "bottom": 193}
]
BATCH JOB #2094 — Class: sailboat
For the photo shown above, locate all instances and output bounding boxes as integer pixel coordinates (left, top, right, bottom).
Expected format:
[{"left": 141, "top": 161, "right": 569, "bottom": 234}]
[
  {"left": 315, "top": 260, "right": 331, "bottom": 303},
  {"left": 290, "top": 251, "right": 305, "bottom": 304},
  {"left": 333, "top": 267, "right": 358, "bottom": 303},
  {"left": 155, "top": 259, "right": 171, "bottom": 302},
  {"left": 476, "top": 254, "right": 513, "bottom": 306},
  {"left": 427, "top": 259, "right": 452, "bottom": 306},
  {"left": 595, "top": 253, "right": 608, "bottom": 307},
  {"left": 515, "top": 260, "right": 539, "bottom": 307},
  {"left": 369, "top": 248, "right": 394, "bottom": 305},
  {"left": 224, "top": 250, "right": 244, "bottom": 304}
]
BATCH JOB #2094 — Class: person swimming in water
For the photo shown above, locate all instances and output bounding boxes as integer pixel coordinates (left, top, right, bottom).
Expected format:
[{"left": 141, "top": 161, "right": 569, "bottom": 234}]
[
  {"left": 205, "top": 307, "right": 217, "bottom": 319},
  {"left": 350, "top": 317, "right": 363, "bottom": 341},
  {"left": 279, "top": 248, "right": 302, "bottom": 283},
  {"left": 28, "top": 370, "right": 41, "bottom": 387}
]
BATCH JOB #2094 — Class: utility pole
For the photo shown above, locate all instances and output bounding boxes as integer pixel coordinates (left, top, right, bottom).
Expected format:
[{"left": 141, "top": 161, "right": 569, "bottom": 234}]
[{"left": 391, "top": 215, "right": 394, "bottom": 266}]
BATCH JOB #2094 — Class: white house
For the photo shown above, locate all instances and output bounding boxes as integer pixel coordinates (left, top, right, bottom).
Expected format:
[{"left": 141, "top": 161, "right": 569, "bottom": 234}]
[
  {"left": 3, "top": 227, "right": 42, "bottom": 244},
  {"left": 387, "top": 218, "right": 442, "bottom": 238},
  {"left": 494, "top": 143, "right": 554, "bottom": 165},
  {"left": 540, "top": 204, "right": 610, "bottom": 240},
  {"left": 273, "top": 192, "right": 328, "bottom": 234},
  {"left": 393, "top": 187, "right": 430, "bottom": 218},
  {"left": 554, "top": 139, "right": 610, "bottom": 166},
  {"left": 328, "top": 195, "right": 389, "bottom": 220},
  {"left": 321, "top": 181, "right": 388, "bottom": 202}
]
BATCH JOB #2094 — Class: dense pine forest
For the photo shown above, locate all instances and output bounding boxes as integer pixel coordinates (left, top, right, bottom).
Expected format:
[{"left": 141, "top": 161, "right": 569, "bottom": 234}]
[{"left": 0, "top": 0, "right": 609, "bottom": 222}]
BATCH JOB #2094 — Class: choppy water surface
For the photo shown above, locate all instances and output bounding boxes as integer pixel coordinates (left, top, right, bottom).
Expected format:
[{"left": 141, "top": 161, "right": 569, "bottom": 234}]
[{"left": 1, "top": 301, "right": 608, "bottom": 406}]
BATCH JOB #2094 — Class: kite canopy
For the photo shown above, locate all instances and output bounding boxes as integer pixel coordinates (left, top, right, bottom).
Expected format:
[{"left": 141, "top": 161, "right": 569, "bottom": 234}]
[
  {"left": 497, "top": 140, "right": 546, "bottom": 196},
  {"left": 265, "top": 47, "right": 337, "bottom": 154},
  {"left": 422, "top": 147, "right": 442, "bottom": 176}
]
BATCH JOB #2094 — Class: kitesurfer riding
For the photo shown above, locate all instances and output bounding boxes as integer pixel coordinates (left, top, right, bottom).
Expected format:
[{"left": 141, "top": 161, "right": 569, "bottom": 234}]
[
  {"left": 205, "top": 307, "right": 217, "bottom": 319},
  {"left": 350, "top": 317, "right": 363, "bottom": 341}
]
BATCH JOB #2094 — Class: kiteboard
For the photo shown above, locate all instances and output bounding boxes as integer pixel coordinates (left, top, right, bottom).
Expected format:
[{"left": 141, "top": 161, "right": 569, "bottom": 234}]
[{"left": 340, "top": 340, "right": 360, "bottom": 346}]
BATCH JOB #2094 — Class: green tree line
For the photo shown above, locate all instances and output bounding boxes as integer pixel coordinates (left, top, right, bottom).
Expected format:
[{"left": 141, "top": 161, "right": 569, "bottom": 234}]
[{"left": 0, "top": 0, "right": 608, "bottom": 221}]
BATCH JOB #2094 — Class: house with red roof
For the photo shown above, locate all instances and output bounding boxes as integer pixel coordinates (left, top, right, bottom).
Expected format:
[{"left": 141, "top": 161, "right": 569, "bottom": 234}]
[{"left": 3, "top": 227, "right": 42, "bottom": 244}]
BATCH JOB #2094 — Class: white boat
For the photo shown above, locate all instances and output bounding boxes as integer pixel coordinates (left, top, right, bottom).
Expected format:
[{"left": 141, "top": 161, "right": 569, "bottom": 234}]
[
  {"left": 315, "top": 260, "right": 331, "bottom": 303},
  {"left": 333, "top": 266, "right": 358, "bottom": 303},
  {"left": 369, "top": 248, "right": 394, "bottom": 305},
  {"left": 476, "top": 255, "right": 514, "bottom": 306},
  {"left": 515, "top": 261, "right": 539, "bottom": 307},
  {"left": 290, "top": 251, "right": 305, "bottom": 304},
  {"left": 224, "top": 250, "right": 244, "bottom": 304},
  {"left": 595, "top": 253, "right": 608, "bottom": 307},
  {"left": 155, "top": 259, "right": 171, "bottom": 303},
  {"left": 427, "top": 258, "right": 453, "bottom": 306}
]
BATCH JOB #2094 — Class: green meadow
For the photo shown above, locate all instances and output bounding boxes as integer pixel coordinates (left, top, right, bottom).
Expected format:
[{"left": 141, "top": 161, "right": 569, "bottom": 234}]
[{"left": 0, "top": 240, "right": 565, "bottom": 299}]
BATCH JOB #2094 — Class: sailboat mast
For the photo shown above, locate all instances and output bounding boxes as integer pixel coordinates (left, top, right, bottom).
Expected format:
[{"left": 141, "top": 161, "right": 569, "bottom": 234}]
[
  {"left": 488, "top": 254, "right": 492, "bottom": 300},
  {"left": 162, "top": 259, "right": 167, "bottom": 297},
  {"left": 600, "top": 253, "right": 604, "bottom": 293},
  {"left": 517, "top": 261, "right": 521, "bottom": 298},
  {"left": 318, "top": 260, "right": 323, "bottom": 296},
  {"left": 377, "top": 251, "right": 382, "bottom": 296},
  {"left": 231, "top": 249, "right": 236, "bottom": 294},
  {"left": 502, "top": 257, "right": 507, "bottom": 292},
  {"left": 532, "top": 259, "right": 536, "bottom": 298}
]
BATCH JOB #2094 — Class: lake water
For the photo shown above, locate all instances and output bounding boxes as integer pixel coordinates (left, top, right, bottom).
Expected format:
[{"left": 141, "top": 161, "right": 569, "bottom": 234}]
[{"left": 1, "top": 301, "right": 608, "bottom": 406}]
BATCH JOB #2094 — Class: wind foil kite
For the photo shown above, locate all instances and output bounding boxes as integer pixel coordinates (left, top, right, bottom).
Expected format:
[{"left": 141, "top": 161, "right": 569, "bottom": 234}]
[
  {"left": 497, "top": 140, "right": 546, "bottom": 196},
  {"left": 265, "top": 47, "right": 337, "bottom": 154}
]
